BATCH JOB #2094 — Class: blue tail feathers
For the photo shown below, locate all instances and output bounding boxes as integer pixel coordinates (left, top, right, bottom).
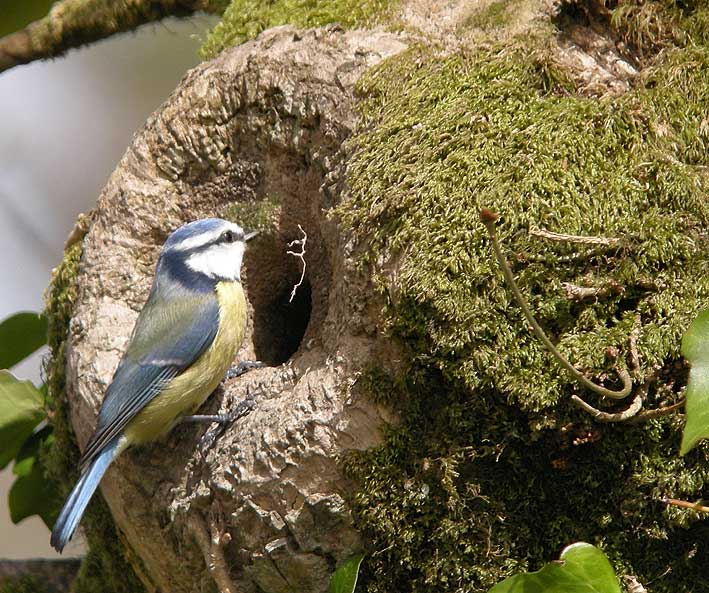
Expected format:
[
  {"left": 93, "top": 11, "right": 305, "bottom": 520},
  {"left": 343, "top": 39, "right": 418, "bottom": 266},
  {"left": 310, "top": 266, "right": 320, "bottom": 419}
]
[{"left": 50, "top": 437, "right": 120, "bottom": 552}]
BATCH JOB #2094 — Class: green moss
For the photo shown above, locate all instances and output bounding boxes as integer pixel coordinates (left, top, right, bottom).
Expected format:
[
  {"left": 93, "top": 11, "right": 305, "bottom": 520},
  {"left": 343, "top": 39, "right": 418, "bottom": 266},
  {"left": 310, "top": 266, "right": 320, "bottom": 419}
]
[
  {"left": 608, "top": 0, "right": 686, "bottom": 53},
  {"left": 465, "top": 0, "right": 514, "bottom": 30},
  {"left": 222, "top": 198, "right": 280, "bottom": 233},
  {"left": 0, "top": 576, "right": 46, "bottom": 593},
  {"left": 344, "top": 41, "right": 708, "bottom": 410},
  {"left": 71, "top": 501, "right": 147, "bottom": 593},
  {"left": 200, "top": 0, "right": 400, "bottom": 59},
  {"left": 338, "top": 17, "right": 709, "bottom": 593},
  {"left": 44, "top": 240, "right": 83, "bottom": 483},
  {"left": 43, "top": 234, "right": 146, "bottom": 593}
]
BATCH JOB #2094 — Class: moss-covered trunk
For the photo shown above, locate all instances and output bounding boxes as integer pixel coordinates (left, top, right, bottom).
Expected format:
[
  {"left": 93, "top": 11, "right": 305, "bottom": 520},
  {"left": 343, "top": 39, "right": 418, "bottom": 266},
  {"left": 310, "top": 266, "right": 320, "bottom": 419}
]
[{"left": 45, "top": 1, "right": 708, "bottom": 592}]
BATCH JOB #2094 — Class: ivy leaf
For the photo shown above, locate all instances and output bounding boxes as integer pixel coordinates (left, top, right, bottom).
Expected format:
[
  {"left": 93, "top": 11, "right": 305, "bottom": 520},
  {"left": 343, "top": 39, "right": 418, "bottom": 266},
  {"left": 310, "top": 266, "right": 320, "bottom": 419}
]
[
  {"left": 0, "top": 311, "right": 48, "bottom": 369},
  {"left": 488, "top": 542, "right": 621, "bottom": 593},
  {"left": 329, "top": 554, "right": 365, "bottom": 593},
  {"left": 681, "top": 309, "right": 709, "bottom": 455},
  {"left": 13, "top": 425, "right": 53, "bottom": 477},
  {"left": 0, "top": 370, "right": 47, "bottom": 469},
  {"left": 9, "top": 426, "right": 60, "bottom": 528}
]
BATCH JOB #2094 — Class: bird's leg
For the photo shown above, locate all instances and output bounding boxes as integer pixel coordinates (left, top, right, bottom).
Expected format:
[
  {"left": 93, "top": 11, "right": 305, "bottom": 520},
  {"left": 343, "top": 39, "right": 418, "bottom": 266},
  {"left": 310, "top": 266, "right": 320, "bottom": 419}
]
[
  {"left": 225, "top": 360, "right": 265, "bottom": 380},
  {"left": 192, "top": 387, "right": 262, "bottom": 453},
  {"left": 182, "top": 362, "right": 265, "bottom": 452},
  {"left": 182, "top": 390, "right": 257, "bottom": 426},
  {"left": 181, "top": 361, "right": 264, "bottom": 424}
]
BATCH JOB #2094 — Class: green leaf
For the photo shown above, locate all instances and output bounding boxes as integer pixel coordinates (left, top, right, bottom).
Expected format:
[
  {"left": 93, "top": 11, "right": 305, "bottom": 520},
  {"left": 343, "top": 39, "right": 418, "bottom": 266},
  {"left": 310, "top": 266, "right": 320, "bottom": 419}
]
[
  {"left": 329, "top": 554, "right": 365, "bottom": 593},
  {"left": 680, "top": 309, "right": 709, "bottom": 455},
  {"left": 13, "top": 425, "right": 53, "bottom": 477},
  {"left": 488, "top": 542, "right": 621, "bottom": 593},
  {"left": 0, "top": 311, "right": 48, "bottom": 369},
  {"left": 9, "top": 426, "right": 59, "bottom": 528},
  {"left": 0, "top": 370, "right": 46, "bottom": 469}
]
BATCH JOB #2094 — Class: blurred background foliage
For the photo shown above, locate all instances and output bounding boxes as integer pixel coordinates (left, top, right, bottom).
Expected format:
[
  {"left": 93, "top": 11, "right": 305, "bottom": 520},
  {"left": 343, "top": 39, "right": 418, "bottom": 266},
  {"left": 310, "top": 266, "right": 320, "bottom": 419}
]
[{"left": 0, "top": 0, "right": 53, "bottom": 37}]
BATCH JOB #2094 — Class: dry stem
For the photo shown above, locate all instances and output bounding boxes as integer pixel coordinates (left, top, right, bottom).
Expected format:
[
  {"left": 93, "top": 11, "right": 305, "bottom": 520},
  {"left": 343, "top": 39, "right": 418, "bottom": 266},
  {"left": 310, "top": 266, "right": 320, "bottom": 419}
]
[
  {"left": 562, "top": 281, "right": 624, "bottom": 301},
  {"left": 287, "top": 224, "right": 307, "bottom": 303},
  {"left": 480, "top": 208, "right": 633, "bottom": 403},
  {"left": 623, "top": 575, "right": 648, "bottom": 593},
  {"left": 662, "top": 498, "right": 709, "bottom": 513},
  {"left": 187, "top": 514, "right": 240, "bottom": 593},
  {"left": 530, "top": 227, "right": 622, "bottom": 247},
  {"left": 570, "top": 382, "right": 645, "bottom": 422},
  {"left": 629, "top": 398, "right": 685, "bottom": 423}
]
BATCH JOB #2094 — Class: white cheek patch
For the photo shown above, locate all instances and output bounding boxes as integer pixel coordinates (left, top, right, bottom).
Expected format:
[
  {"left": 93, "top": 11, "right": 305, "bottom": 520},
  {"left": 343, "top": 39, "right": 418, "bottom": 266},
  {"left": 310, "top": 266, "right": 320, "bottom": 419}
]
[{"left": 186, "top": 242, "right": 245, "bottom": 281}]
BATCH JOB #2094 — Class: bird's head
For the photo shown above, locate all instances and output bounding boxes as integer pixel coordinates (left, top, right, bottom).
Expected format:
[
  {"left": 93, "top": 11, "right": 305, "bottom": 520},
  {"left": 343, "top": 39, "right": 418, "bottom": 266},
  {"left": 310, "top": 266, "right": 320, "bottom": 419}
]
[{"left": 158, "top": 218, "right": 258, "bottom": 286}]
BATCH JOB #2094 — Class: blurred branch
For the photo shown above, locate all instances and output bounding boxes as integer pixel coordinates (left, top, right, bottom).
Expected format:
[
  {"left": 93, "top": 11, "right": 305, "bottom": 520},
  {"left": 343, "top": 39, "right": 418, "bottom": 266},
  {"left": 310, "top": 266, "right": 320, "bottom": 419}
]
[{"left": 0, "top": 0, "right": 228, "bottom": 75}]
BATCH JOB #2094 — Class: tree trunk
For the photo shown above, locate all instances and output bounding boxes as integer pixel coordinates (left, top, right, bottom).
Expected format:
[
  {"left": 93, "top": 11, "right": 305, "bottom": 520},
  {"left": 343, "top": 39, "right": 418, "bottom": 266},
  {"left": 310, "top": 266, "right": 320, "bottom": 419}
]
[{"left": 61, "top": 24, "right": 409, "bottom": 593}]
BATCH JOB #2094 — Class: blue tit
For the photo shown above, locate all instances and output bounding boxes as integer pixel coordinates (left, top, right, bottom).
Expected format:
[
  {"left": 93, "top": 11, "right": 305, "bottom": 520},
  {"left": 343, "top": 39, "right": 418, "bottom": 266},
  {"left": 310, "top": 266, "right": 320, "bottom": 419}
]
[{"left": 50, "top": 218, "right": 258, "bottom": 552}]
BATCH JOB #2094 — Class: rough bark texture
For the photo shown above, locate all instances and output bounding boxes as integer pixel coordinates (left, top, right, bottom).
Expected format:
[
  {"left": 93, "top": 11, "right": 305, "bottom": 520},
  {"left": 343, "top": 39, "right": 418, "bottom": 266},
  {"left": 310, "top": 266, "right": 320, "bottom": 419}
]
[{"left": 64, "top": 26, "right": 409, "bottom": 593}]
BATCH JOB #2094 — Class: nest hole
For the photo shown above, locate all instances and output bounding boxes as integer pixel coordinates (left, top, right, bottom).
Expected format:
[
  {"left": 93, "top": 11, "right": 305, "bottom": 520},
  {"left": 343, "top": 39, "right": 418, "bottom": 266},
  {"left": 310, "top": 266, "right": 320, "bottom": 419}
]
[
  {"left": 252, "top": 277, "right": 312, "bottom": 366},
  {"left": 244, "top": 232, "right": 316, "bottom": 366}
]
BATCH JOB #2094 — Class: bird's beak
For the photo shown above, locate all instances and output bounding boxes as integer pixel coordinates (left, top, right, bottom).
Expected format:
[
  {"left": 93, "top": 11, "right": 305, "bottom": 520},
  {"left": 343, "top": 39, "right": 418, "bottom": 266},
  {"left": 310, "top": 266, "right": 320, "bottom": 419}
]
[{"left": 244, "top": 230, "right": 259, "bottom": 243}]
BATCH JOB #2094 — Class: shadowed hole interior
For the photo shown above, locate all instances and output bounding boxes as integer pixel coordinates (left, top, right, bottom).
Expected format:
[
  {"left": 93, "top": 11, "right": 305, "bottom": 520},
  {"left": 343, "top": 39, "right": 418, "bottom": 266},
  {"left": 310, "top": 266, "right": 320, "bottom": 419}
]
[
  {"left": 244, "top": 232, "right": 313, "bottom": 366},
  {"left": 252, "top": 277, "right": 311, "bottom": 365}
]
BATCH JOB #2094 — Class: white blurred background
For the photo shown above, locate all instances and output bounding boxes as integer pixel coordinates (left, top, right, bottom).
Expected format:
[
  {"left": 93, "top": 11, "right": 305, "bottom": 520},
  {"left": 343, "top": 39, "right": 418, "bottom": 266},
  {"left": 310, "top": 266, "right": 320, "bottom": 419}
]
[{"left": 0, "top": 14, "right": 216, "bottom": 559}]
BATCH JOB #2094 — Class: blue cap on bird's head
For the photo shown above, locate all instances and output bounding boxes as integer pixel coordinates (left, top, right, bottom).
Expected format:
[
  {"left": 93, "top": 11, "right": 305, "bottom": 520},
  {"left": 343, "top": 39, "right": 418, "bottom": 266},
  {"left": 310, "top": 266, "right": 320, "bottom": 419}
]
[
  {"left": 163, "top": 218, "right": 258, "bottom": 252},
  {"left": 164, "top": 218, "right": 229, "bottom": 250},
  {"left": 157, "top": 218, "right": 258, "bottom": 286}
]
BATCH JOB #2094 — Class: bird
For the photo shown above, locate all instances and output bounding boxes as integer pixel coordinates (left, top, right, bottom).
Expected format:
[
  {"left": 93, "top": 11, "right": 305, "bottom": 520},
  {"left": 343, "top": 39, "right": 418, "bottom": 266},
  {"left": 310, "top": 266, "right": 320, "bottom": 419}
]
[{"left": 50, "top": 218, "right": 258, "bottom": 552}]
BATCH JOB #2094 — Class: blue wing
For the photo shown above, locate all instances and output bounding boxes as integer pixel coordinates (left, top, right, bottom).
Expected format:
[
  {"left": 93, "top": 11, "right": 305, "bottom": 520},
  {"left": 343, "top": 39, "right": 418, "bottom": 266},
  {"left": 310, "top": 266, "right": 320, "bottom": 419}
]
[{"left": 79, "top": 284, "right": 219, "bottom": 470}]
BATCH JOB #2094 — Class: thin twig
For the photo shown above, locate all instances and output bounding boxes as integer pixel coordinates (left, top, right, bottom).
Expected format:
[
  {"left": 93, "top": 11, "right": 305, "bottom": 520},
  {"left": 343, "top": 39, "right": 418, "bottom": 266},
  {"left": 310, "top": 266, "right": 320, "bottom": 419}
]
[
  {"left": 561, "top": 281, "right": 624, "bottom": 301},
  {"left": 480, "top": 209, "right": 633, "bottom": 401},
  {"left": 568, "top": 318, "right": 650, "bottom": 421},
  {"left": 629, "top": 399, "right": 685, "bottom": 423},
  {"left": 520, "top": 248, "right": 606, "bottom": 264},
  {"left": 187, "top": 514, "right": 240, "bottom": 593},
  {"left": 628, "top": 317, "right": 642, "bottom": 380},
  {"left": 570, "top": 381, "right": 646, "bottom": 422},
  {"left": 662, "top": 498, "right": 709, "bottom": 513},
  {"left": 286, "top": 224, "right": 307, "bottom": 303},
  {"left": 530, "top": 227, "right": 622, "bottom": 247}
]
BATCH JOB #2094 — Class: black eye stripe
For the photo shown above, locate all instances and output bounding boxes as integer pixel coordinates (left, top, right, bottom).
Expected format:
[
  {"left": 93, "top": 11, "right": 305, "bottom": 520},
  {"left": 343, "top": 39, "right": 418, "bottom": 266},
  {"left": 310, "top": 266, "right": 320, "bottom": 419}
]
[{"left": 219, "top": 230, "right": 239, "bottom": 243}]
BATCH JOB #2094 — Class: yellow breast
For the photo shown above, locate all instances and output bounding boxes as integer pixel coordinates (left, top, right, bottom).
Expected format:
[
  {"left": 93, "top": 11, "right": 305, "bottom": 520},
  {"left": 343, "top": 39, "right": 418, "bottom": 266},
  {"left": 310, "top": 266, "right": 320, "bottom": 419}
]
[{"left": 124, "top": 281, "right": 247, "bottom": 445}]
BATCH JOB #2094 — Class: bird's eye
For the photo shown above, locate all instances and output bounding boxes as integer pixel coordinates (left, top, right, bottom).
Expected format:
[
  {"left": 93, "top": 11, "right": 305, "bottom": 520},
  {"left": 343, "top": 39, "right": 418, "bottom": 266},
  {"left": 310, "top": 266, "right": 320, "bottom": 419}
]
[{"left": 221, "top": 230, "right": 236, "bottom": 243}]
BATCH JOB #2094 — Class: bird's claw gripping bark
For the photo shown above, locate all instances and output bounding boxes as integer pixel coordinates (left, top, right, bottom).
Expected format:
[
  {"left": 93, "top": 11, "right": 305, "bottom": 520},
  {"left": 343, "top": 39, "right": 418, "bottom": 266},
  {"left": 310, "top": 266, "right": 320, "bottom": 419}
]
[{"left": 225, "top": 360, "right": 265, "bottom": 380}]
